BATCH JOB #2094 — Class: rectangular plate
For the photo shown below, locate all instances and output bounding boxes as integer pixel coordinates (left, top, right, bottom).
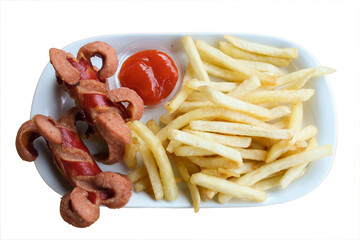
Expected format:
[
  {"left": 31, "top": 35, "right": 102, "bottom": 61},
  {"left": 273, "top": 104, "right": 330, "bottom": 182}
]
[{"left": 31, "top": 33, "right": 336, "bottom": 208}]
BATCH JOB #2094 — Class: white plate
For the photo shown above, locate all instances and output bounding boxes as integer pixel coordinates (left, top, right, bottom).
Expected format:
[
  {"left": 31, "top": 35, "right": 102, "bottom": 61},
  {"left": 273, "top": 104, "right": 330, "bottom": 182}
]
[{"left": 31, "top": 33, "right": 336, "bottom": 208}]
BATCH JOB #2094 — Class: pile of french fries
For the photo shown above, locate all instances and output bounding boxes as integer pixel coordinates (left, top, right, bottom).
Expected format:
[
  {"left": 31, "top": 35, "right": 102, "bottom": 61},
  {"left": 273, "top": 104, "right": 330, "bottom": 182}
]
[{"left": 125, "top": 35, "right": 335, "bottom": 212}]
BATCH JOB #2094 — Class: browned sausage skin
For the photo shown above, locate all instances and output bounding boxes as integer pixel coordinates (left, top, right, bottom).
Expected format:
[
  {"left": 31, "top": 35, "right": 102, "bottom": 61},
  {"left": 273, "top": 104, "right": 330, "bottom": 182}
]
[
  {"left": 49, "top": 41, "right": 144, "bottom": 164},
  {"left": 15, "top": 108, "right": 132, "bottom": 227}
]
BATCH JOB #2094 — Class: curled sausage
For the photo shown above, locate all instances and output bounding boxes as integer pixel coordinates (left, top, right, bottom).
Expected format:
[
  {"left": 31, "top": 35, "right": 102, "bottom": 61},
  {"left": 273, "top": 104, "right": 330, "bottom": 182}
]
[
  {"left": 15, "top": 115, "right": 62, "bottom": 162},
  {"left": 49, "top": 48, "right": 81, "bottom": 85},
  {"left": 15, "top": 108, "right": 132, "bottom": 228},
  {"left": 49, "top": 42, "right": 144, "bottom": 164},
  {"left": 93, "top": 172, "right": 132, "bottom": 209},
  {"left": 60, "top": 187, "right": 100, "bottom": 228}
]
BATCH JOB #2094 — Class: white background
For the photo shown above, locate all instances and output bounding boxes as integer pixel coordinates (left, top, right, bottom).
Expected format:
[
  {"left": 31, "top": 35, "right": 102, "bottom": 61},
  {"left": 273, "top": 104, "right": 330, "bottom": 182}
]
[{"left": 1, "top": 0, "right": 359, "bottom": 239}]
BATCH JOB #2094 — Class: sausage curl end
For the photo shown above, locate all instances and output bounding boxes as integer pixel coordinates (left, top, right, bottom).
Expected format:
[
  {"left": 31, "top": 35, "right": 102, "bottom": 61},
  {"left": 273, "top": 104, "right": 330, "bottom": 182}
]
[
  {"left": 60, "top": 187, "right": 100, "bottom": 228},
  {"left": 108, "top": 87, "right": 144, "bottom": 122},
  {"left": 49, "top": 48, "right": 80, "bottom": 85},
  {"left": 77, "top": 41, "right": 119, "bottom": 79},
  {"left": 93, "top": 172, "right": 132, "bottom": 209}
]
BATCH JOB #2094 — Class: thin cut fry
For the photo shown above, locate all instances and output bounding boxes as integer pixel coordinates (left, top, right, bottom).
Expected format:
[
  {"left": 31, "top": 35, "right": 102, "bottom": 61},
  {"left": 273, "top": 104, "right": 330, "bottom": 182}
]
[
  {"left": 156, "top": 107, "right": 277, "bottom": 143},
  {"left": 183, "top": 35, "right": 210, "bottom": 82},
  {"left": 253, "top": 175, "right": 283, "bottom": 191},
  {"left": 139, "top": 144, "right": 164, "bottom": 200},
  {"left": 279, "top": 137, "right": 318, "bottom": 189},
  {"left": 266, "top": 125, "right": 318, "bottom": 163},
  {"left": 219, "top": 41, "right": 292, "bottom": 67},
  {"left": 128, "top": 121, "right": 178, "bottom": 201},
  {"left": 187, "top": 156, "right": 241, "bottom": 169},
  {"left": 166, "top": 140, "right": 182, "bottom": 153},
  {"left": 146, "top": 119, "right": 161, "bottom": 134},
  {"left": 159, "top": 113, "right": 174, "bottom": 126},
  {"left": 168, "top": 129, "right": 243, "bottom": 164},
  {"left": 134, "top": 177, "right": 151, "bottom": 192},
  {"left": 123, "top": 137, "right": 140, "bottom": 169},
  {"left": 173, "top": 157, "right": 200, "bottom": 212},
  {"left": 227, "top": 76, "right": 261, "bottom": 99},
  {"left": 184, "top": 129, "right": 251, "bottom": 148},
  {"left": 288, "top": 103, "right": 303, "bottom": 131},
  {"left": 185, "top": 79, "right": 237, "bottom": 92},
  {"left": 177, "top": 101, "right": 213, "bottom": 113},
  {"left": 218, "top": 144, "right": 333, "bottom": 204},
  {"left": 164, "top": 65, "right": 195, "bottom": 114},
  {"left": 128, "top": 165, "right": 148, "bottom": 183},
  {"left": 243, "top": 89, "right": 315, "bottom": 104},
  {"left": 189, "top": 120, "right": 294, "bottom": 140},
  {"left": 190, "top": 173, "right": 266, "bottom": 202},
  {"left": 203, "top": 61, "right": 246, "bottom": 82},
  {"left": 199, "top": 85, "right": 272, "bottom": 119},
  {"left": 195, "top": 40, "right": 276, "bottom": 84},
  {"left": 224, "top": 35, "right": 298, "bottom": 58}
]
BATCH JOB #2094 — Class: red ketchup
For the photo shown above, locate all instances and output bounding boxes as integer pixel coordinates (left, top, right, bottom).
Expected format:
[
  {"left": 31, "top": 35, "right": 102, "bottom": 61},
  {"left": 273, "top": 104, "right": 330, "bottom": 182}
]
[{"left": 118, "top": 50, "right": 179, "bottom": 105}]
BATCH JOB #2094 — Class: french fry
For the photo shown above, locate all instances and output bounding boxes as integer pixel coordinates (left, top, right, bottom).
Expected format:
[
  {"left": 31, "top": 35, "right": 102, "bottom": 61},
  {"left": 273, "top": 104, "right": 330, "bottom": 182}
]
[
  {"left": 159, "top": 113, "right": 174, "bottom": 126},
  {"left": 164, "top": 65, "right": 195, "bottom": 114},
  {"left": 271, "top": 117, "right": 290, "bottom": 129},
  {"left": 189, "top": 120, "right": 294, "bottom": 140},
  {"left": 224, "top": 35, "right": 298, "bottom": 58},
  {"left": 177, "top": 101, "right": 213, "bottom": 113},
  {"left": 128, "top": 121, "right": 178, "bottom": 201},
  {"left": 198, "top": 85, "right": 272, "bottom": 119},
  {"left": 173, "top": 157, "right": 201, "bottom": 212},
  {"left": 166, "top": 140, "right": 182, "bottom": 153},
  {"left": 253, "top": 175, "right": 283, "bottom": 191},
  {"left": 186, "top": 91, "right": 208, "bottom": 101},
  {"left": 156, "top": 107, "right": 277, "bottom": 143},
  {"left": 198, "top": 186, "right": 209, "bottom": 201},
  {"left": 195, "top": 40, "right": 276, "bottom": 84},
  {"left": 181, "top": 157, "right": 201, "bottom": 175},
  {"left": 243, "top": 89, "right": 315, "bottom": 104},
  {"left": 205, "top": 189, "right": 218, "bottom": 200},
  {"left": 222, "top": 161, "right": 261, "bottom": 175},
  {"left": 168, "top": 129, "right": 243, "bottom": 164},
  {"left": 139, "top": 144, "right": 164, "bottom": 200},
  {"left": 279, "top": 137, "right": 318, "bottom": 189},
  {"left": 288, "top": 103, "right": 303, "bottom": 131},
  {"left": 233, "top": 58, "right": 286, "bottom": 77},
  {"left": 123, "top": 137, "right": 140, "bottom": 169},
  {"left": 267, "top": 106, "right": 291, "bottom": 121},
  {"left": 146, "top": 119, "right": 161, "bottom": 134},
  {"left": 174, "top": 145, "right": 213, "bottom": 157},
  {"left": 274, "top": 68, "right": 315, "bottom": 89},
  {"left": 218, "top": 144, "right": 333, "bottom": 204},
  {"left": 183, "top": 35, "right": 210, "bottom": 82},
  {"left": 266, "top": 125, "right": 318, "bottom": 163},
  {"left": 190, "top": 173, "right": 266, "bottom": 202},
  {"left": 174, "top": 144, "right": 267, "bottom": 162},
  {"left": 203, "top": 61, "right": 247, "bottom": 82},
  {"left": 227, "top": 76, "right": 261, "bottom": 99},
  {"left": 251, "top": 136, "right": 279, "bottom": 148},
  {"left": 134, "top": 177, "right": 151, "bottom": 192},
  {"left": 274, "top": 66, "right": 335, "bottom": 89},
  {"left": 185, "top": 79, "right": 237, "bottom": 92},
  {"left": 234, "top": 148, "right": 268, "bottom": 161},
  {"left": 219, "top": 40, "right": 292, "bottom": 67},
  {"left": 187, "top": 156, "right": 241, "bottom": 169},
  {"left": 128, "top": 165, "right": 148, "bottom": 183},
  {"left": 184, "top": 129, "right": 251, "bottom": 148}
]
